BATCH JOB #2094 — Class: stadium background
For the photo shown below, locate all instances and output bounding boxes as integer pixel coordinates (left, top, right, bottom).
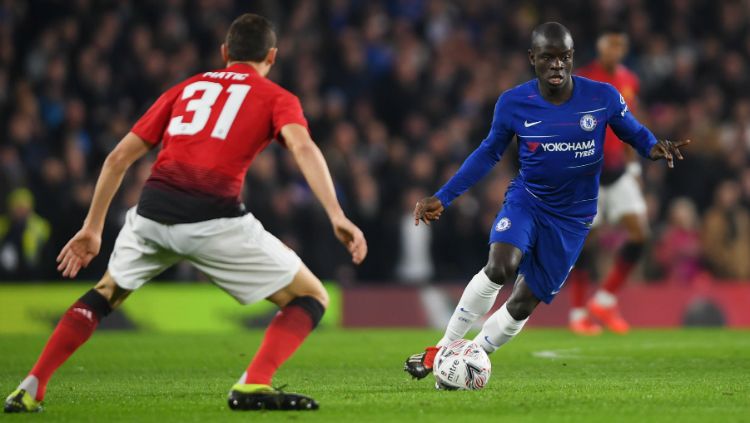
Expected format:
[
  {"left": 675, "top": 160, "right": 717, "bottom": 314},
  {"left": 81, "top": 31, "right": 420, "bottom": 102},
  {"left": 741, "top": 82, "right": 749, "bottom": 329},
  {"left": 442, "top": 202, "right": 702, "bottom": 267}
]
[{"left": 1, "top": 0, "right": 750, "bottom": 330}]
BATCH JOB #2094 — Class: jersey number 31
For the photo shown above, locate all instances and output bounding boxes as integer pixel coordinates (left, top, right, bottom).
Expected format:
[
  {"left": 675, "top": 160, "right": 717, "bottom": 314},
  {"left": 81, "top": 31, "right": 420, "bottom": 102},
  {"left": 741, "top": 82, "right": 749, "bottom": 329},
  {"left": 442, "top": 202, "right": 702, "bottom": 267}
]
[{"left": 167, "top": 81, "right": 250, "bottom": 140}]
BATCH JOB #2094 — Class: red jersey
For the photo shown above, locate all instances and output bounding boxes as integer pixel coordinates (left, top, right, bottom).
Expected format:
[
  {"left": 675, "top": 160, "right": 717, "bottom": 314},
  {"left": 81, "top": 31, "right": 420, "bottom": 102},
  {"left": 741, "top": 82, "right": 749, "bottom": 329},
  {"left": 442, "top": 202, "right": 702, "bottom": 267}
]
[
  {"left": 577, "top": 61, "right": 640, "bottom": 184},
  {"left": 131, "top": 63, "right": 308, "bottom": 223}
]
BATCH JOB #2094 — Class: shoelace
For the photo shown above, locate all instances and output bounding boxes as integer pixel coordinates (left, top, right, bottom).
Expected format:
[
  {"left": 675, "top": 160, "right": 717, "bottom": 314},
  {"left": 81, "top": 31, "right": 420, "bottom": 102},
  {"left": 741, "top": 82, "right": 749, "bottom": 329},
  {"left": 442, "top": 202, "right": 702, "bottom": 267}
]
[{"left": 272, "top": 384, "right": 288, "bottom": 394}]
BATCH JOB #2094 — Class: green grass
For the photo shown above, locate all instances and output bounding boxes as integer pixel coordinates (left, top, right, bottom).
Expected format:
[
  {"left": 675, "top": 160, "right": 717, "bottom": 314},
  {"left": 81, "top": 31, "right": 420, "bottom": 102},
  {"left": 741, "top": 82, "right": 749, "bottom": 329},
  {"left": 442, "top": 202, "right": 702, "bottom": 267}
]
[{"left": 1, "top": 329, "right": 749, "bottom": 422}]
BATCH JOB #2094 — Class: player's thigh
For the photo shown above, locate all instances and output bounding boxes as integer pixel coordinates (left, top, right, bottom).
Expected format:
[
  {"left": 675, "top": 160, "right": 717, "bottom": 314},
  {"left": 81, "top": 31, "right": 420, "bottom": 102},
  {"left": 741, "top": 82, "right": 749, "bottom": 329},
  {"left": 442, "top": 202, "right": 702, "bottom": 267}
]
[
  {"left": 618, "top": 213, "right": 649, "bottom": 243},
  {"left": 607, "top": 172, "right": 647, "bottom": 228},
  {"left": 266, "top": 264, "right": 329, "bottom": 309},
  {"left": 108, "top": 207, "right": 182, "bottom": 293},
  {"left": 486, "top": 200, "right": 534, "bottom": 283},
  {"left": 573, "top": 226, "right": 599, "bottom": 271},
  {"left": 518, "top": 216, "right": 589, "bottom": 305},
  {"left": 187, "top": 213, "right": 304, "bottom": 306},
  {"left": 591, "top": 184, "right": 610, "bottom": 228}
]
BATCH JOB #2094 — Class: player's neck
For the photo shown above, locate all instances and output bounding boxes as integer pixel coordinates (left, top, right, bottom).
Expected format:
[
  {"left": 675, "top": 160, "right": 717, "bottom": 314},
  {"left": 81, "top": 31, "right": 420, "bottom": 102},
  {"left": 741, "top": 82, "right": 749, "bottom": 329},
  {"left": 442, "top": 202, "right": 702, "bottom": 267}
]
[
  {"left": 226, "top": 60, "right": 268, "bottom": 77},
  {"left": 538, "top": 78, "right": 574, "bottom": 105}
]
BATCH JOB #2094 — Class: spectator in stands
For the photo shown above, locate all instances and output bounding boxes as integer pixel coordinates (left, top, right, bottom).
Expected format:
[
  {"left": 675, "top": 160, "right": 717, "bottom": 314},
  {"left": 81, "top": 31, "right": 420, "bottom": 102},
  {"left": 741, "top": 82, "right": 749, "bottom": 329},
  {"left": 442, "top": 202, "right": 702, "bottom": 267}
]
[
  {"left": 1, "top": 1, "right": 750, "bottom": 283},
  {"left": 702, "top": 180, "right": 750, "bottom": 279},
  {"left": 396, "top": 187, "right": 433, "bottom": 283},
  {"left": 654, "top": 197, "right": 704, "bottom": 285},
  {"left": 0, "top": 188, "right": 51, "bottom": 280}
]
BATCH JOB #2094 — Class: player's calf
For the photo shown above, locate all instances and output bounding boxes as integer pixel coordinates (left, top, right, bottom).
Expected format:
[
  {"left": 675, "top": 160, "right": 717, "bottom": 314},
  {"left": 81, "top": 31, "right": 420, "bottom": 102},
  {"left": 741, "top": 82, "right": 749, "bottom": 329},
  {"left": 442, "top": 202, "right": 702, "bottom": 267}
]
[
  {"left": 231, "top": 292, "right": 325, "bottom": 411},
  {"left": 475, "top": 276, "right": 538, "bottom": 353},
  {"left": 504, "top": 278, "right": 540, "bottom": 321},
  {"left": 241, "top": 295, "right": 325, "bottom": 387},
  {"left": 435, "top": 269, "right": 503, "bottom": 348},
  {"left": 6, "top": 274, "right": 128, "bottom": 408},
  {"left": 239, "top": 265, "right": 327, "bottom": 392}
]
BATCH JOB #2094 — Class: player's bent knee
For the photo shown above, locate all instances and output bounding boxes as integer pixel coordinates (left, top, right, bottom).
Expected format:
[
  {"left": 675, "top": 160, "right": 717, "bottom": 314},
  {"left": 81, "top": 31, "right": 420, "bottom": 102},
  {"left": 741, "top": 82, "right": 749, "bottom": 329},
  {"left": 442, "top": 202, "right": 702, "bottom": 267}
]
[
  {"left": 621, "top": 241, "right": 645, "bottom": 262},
  {"left": 269, "top": 266, "right": 329, "bottom": 309},
  {"left": 295, "top": 266, "right": 329, "bottom": 309},
  {"left": 93, "top": 273, "right": 132, "bottom": 309},
  {"left": 318, "top": 288, "right": 330, "bottom": 310},
  {"left": 483, "top": 263, "right": 518, "bottom": 285},
  {"left": 305, "top": 285, "right": 329, "bottom": 310},
  {"left": 288, "top": 296, "right": 326, "bottom": 328}
]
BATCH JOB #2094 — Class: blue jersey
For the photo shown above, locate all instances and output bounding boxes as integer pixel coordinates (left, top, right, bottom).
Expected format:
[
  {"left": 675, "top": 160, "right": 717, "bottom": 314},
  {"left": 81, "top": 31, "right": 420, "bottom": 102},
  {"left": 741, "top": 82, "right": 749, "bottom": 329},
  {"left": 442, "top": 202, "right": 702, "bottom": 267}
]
[{"left": 435, "top": 76, "right": 657, "bottom": 221}]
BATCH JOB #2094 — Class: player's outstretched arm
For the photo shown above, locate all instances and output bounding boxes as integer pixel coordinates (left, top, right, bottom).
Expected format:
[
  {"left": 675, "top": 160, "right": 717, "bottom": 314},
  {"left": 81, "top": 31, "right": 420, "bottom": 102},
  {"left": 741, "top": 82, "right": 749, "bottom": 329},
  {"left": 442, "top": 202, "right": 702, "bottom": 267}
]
[
  {"left": 427, "top": 94, "right": 512, "bottom": 214},
  {"left": 280, "top": 123, "right": 367, "bottom": 264},
  {"left": 649, "top": 139, "right": 691, "bottom": 168},
  {"left": 605, "top": 84, "right": 690, "bottom": 169},
  {"left": 57, "top": 132, "right": 152, "bottom": 278}
]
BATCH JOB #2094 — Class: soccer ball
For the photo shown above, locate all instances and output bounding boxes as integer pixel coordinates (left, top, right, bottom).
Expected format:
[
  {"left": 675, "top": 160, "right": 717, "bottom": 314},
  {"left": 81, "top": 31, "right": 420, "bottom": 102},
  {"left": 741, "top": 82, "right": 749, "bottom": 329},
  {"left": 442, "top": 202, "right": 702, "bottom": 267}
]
[{"left": 433, "top": 339, "right": 491, "bottom": 390}]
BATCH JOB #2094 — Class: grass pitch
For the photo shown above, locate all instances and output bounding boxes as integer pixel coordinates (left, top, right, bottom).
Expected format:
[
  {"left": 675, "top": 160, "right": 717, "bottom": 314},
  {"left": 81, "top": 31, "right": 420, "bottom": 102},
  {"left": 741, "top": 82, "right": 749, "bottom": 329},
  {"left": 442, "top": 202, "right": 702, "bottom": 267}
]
[{"left": 1, "top": 329, "right": 748, "bottom": 422}]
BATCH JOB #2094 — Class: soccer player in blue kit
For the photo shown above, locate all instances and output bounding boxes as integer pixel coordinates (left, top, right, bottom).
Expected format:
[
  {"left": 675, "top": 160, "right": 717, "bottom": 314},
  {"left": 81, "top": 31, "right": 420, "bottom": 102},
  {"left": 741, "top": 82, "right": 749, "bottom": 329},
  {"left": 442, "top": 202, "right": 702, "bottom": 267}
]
[{"left": 404, "top": 22, "right": 689, "bottom": 381}]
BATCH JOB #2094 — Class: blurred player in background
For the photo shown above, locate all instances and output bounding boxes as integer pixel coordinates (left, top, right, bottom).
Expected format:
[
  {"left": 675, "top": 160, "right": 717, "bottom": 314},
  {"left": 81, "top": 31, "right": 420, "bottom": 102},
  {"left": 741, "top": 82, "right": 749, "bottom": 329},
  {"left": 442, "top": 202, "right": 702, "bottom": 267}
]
[
  {"left": 404, "top": 22, "right": 688, "bottom": 385},
  {"left": 5, "top": 14, "right": 366, "bottom": 413},
  {"left": 567, "top": 27, "right": 647, "bottom": 335}
]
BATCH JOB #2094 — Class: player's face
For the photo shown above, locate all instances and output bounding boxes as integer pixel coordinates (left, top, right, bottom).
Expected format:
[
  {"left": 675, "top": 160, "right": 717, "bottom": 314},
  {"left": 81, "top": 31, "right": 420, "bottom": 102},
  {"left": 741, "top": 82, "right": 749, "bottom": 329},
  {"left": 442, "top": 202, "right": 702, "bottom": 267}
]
[
  {"left": 529, "top": 39, "right": 574, "bottom": 91},
  {"left": 597, "top": 33, "right": 628, "bottom": 68}
]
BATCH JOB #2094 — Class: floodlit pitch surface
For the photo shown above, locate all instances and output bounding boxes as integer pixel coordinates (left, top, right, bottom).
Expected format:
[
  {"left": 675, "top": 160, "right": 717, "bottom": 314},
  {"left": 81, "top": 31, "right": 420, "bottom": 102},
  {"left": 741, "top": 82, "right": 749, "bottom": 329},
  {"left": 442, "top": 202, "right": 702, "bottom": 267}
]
[{"left": 1, "top": 329, "right": 748, "bottom": 422}]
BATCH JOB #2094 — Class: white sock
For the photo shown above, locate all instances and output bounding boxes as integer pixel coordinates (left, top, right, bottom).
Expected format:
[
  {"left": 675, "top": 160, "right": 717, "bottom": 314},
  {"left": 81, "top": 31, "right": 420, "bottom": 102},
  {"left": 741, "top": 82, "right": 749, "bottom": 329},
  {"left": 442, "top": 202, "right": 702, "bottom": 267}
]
[
  {"left": 18, "top": 375, "right": 39, "bottom": 399},
  {"left": 474, "top": 303, "right": 528, "bottom": 354},
  {"left": 236, "top": 371, "right": 248, "bottom": 385},
  {"left": 593, "top": 290, "right": 617, "bottom": 307},
  {"left": 570, "top": 307, "right": 588, "bottom": 322},
  {"left": 436, "top": 270, "right": 502, "bottom": 347}
]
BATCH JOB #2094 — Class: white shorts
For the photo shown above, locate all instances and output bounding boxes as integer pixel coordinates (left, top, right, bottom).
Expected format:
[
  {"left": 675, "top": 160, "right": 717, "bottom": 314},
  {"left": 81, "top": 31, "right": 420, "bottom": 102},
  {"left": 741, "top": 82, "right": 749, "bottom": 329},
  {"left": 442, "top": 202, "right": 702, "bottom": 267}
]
[
  {"left": 592, "top": 170, "right": 647, "bottom": 227},
  {"left": 108, "top": 208, "right": 302, "bottom": 304}
]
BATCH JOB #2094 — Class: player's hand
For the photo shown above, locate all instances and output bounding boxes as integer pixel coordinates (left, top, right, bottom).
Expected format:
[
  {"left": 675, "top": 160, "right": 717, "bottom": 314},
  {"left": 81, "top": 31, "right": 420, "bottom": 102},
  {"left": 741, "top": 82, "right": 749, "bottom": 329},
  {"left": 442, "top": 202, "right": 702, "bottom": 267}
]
[
  {"left": 57, "top": 227, "right": 101, "bottom": 278},
  {"left": 649, "top": 139, "right": 690, "bottom": 168},
  {"left": 414, "top": 196, "right": 444, "bottom": 226},
  {"left": 331, "top": 215, "right": 368, "bottom": 264}
]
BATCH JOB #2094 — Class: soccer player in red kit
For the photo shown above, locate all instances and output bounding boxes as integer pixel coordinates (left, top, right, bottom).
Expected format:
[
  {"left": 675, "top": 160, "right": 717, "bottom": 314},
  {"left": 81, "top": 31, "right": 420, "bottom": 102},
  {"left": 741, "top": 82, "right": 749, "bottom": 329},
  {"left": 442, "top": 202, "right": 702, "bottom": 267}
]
[
  {"left": 5, "top": 14, "right": 367, "bottom": 412},
  {"left": 567, "top": 27, "right": 646, "bottom": 335}
]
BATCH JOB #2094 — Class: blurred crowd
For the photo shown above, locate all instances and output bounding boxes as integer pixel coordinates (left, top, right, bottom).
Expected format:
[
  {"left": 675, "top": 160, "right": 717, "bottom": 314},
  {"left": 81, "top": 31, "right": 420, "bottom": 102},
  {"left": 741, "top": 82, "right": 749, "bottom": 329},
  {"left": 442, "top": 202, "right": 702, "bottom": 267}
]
[{"left": 1, "top": 0, "right": 750, "bottom": 284}]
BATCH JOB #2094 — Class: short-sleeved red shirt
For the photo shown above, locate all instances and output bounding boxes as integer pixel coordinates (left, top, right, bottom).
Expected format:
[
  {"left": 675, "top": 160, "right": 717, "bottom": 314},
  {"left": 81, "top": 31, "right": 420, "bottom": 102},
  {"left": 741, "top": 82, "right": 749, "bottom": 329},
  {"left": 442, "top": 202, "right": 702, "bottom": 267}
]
[
  {"left": 131, "top": 63, "right": 308, "bottom": 223},
  {"left": 577, "top": 61, "right": 640, "bottom": 184}
]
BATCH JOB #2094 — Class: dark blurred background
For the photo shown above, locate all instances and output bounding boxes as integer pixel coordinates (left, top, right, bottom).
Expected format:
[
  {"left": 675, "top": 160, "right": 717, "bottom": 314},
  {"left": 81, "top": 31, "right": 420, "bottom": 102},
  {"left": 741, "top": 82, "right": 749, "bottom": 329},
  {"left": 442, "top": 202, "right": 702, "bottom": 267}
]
[{"left": 1, "top": 0, "right": 749, "bottom": 286}]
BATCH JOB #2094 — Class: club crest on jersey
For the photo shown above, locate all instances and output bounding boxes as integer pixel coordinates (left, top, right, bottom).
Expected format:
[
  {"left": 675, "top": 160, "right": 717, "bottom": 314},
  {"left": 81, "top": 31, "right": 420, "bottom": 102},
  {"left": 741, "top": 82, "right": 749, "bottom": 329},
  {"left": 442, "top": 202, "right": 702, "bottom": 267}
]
[
  {"left": 579, "top": 114, "right": 597, "bottom": 131},
  {"left": 495, "top": 217, "right": 511, "bottom": 232}
]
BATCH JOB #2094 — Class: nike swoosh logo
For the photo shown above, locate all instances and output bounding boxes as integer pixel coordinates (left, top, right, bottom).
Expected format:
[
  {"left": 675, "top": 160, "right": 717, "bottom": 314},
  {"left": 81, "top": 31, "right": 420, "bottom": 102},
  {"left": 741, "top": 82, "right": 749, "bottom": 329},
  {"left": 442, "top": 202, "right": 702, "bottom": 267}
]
[
  {"left": 524, "top": 120, "right": 542, "bottom": 127},
  {"left": 484, "top": 336, "right": 500, "bottom": 347}
]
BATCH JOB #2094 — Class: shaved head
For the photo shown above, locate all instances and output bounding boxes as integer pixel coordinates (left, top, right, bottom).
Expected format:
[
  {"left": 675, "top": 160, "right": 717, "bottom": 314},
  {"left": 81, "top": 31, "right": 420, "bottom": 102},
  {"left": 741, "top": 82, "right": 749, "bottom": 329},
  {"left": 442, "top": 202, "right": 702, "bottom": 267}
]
[
  {"left": 531, "top": 22, "right": 574, "bottom": 51},
  {"left": 528, "top": 22, "right": 575, "bottom": 101}
]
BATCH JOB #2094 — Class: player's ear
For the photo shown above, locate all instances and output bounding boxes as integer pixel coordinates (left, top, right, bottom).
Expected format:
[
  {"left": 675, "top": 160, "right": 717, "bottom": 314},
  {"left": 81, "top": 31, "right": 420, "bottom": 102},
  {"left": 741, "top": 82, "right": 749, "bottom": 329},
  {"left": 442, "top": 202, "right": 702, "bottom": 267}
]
[
  {"left": 528, "top": 49, "right": 535, "bottom": 66},
  {"left": 221, "top": 43, "right": 229, "bottom": 63},
  {"left": 265, "top": 47, "right": 277, "bottom": 66}
]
